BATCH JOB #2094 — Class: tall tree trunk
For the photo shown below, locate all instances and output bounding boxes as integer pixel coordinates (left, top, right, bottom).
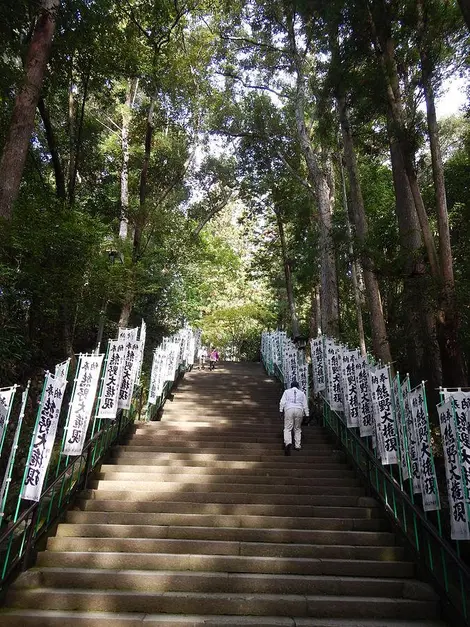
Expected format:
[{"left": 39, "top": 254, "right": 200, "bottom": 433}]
[
  {"left": 389, "top": 131, "right": 442, "bottom": 387},
  {"left": 339, "top": 156, "right": 366, "bottom": 357},
  {"left": 286, "top": 11, "right": 339, "bottom": 337},
  {"left": 37, "top": 97, "right": 66, "bottom": 200},
  {"left": 337, "top": 96, "right": 392, "bottom": 363},
  {"left": 68, "top": 67, "right": 90, "bottom": 205},
  {"left": 0, "top": 0, "right": 61, "bottom": 220},
  {"left": 417, "top": 0, "right": 467, "bottom": 385},
  {"left": 119, "top": 80, "right": 133, "bottom": 241},
  {"left": 457, "top": 0, "right": 470, "bottom": 31},
  {"left": 275, "top": 209, "right": 300, "bottom": 338},
  {"left": 118, "top": 299, "right": 132, "bottom": 328},
  {"left": 368, "top": 3, "right": 440, "bottom": 280}
]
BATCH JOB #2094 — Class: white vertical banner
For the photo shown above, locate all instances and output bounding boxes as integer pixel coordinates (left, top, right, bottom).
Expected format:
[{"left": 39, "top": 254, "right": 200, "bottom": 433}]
[
  {"left": 0, "top": 386, "right": 17, "bottom": 446},
  {"left": 355, "top": 358, "right": 374, "bottom": 437},
  {"left": 118, "top": 327, "right": 138, "bottom": 343},
  {"left": 165, "top": 341, "right": 180, "bottom": 382},
  {"left": 441, "top": 390, "right": 470, "bottom": 509},
  {"left": 391, "top": 376, "right": 410, "bottom": 481},
  {"left": 297, "top": 349, "right": 308, "bottom": 397},
  {"left": 402, "top": 377, "right": 421, "bottom": 494},
  {"left": 342, "top": 350, "right": 359, "bottom": 427},
  {"left": 118, "top": 340, "right": 140, "bottom": 410},
  {"left": 134, "top": 320, "right": 146, "bottom": 385},
  {"left": 311, "top": 337, "right": 326, "bottom": 394},
  {"left": 62, "top": 354, "right": 104, "bottom": 456},
  {"left": 23, "top": 373, "right": 67, "bottom": 501},
  {"left": 188, "top": 335, "right": 196, "bottom": 366},
  {"left": 54, "top": 359, "right": 70, "bottom": 385},
  {"left": 148, "top": 349, "right": 162, "bottom": 405},
  {"left": 437, "top": 400, "right": 470, "bottom": 540},
  {"left": 286, "top": 343, "right": 298, "bottom": 388},
  {"left": 410, "top": 384, "right": 440, "bottom": 511},
  {"left": 326, "top": 341, "right": 343, "bottom": 412},
  {"left": 0, "top": 384, "right": 29, "bottom": 516},
  {"left": 97, "top": 340, "right": 124, "bottom": 419},
  {"left": 370, "top": 366, "right": 397, "bottom": 465}
]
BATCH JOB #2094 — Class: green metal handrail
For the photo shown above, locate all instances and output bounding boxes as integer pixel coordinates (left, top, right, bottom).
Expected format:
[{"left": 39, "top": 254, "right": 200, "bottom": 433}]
[
  {"left": 263, "top": 354, "right": 470, "bottom": 626},
  {"left": 0, "top": 364, "right": 184, "bottom": 593}
]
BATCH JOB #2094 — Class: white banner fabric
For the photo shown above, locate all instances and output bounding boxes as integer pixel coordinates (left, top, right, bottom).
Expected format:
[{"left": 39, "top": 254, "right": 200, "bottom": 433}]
[
  {"left": 0, "top": 386, "right": 16, "bottom": 444},
  {"left": 410, "top": 385, "right": 440, "bottom": 511},
  {"left": 370, "top": 367, "right": 397, "bottom": 465},
  {"left": 437, "top": 400, "right": 470, "bottom": 540},
  {"left": 62, "top": 355, "right": 104, "bottom": 456},
  {"left": 355, "top": 358, "right": 374, "bottom": 437},
  {"left": 23, "top": 373, "right": 67, "bottom": 501},
  {"left": 97, "top": 340, "right": 125, "bottom": 419}
]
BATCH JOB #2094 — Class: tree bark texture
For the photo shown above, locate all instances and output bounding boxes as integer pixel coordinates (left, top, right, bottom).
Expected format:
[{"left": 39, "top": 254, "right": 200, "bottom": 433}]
[
  {"left": 0, "top": 0, "right": 61, "bottom": 220},
  {"left": 368, "top": 2, "right": 440, "bottom": 280},
  {"left": 457, "top": 0, "right": 470, "bottom": 31},
  {"left": 309, "top": 284, "right": 321, "bottom": 339},
  {"left": 417, "top": 0, "right": 467, "bottom": 385},
  {"left": 338, "top": 96, "right": 392, "bottom": 364},
  {"left": 119, "top": 80, "right": 133, "bottom": 241},
  {"left": 286, "top": 10, "right": 339, "bottom": 338},
  {"left": 275, "top": 210, "right": 300, "bottom": 338},
  {"left": 37, "top": 97, "right": 66, "bottom": 200},
  {"left": 389, "top": 133, "right": 442, "bottom": 387}
]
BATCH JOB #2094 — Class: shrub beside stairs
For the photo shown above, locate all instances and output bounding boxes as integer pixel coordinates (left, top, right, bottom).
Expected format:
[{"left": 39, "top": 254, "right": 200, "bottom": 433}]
[{"left": 0, "top": 362, "right": 447, "bottom": 626}]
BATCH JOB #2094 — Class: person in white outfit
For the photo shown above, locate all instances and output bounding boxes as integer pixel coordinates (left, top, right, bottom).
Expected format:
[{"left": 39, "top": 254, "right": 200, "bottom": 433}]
[{"left": 279, "top": 379, "right": 309, "bottom": 456}]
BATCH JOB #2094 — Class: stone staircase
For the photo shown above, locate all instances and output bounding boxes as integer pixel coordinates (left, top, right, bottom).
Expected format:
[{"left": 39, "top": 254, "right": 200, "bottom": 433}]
[{"left": 0, "top": 362, "right": 447, "bottom": 626}]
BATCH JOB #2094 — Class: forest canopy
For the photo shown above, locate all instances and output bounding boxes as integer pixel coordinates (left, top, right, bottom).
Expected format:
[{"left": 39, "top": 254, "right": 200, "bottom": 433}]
[{"left": 0, "top": 0, "right": 470, "bottom": 389}]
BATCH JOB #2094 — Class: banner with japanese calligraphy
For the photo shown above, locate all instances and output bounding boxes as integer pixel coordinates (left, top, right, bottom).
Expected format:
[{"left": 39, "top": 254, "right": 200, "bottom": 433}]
[
  {"left": 54, "top": 359, "right": 70, "bottom": 385},
  {"left": 0, "top": 386, "right": 16, "bottom": 447},
  {"left": 97, "top": 340, "right": 124, "bottom": 419},
  {"left": 311, "top": 337, "right": 326, "bottom": 394},
  {"left": 62, "top": 354, "right": 104, "bottom": 456},
  {"left": 437, "top": 400, "right": 470, "bottom": 540},
  {"left": 164, "top": 341, "right": 181, "bottom": 382},
  {"left": 410, "top": 384, "right": 440, "bottom": 511},
  {"left": 355, "top": 357, "right": 374, "bottom": 437},
  {"left": 148, "top": 348, "right": 165, "bottom": 404},
  {"left": 401, "top": 377, "right": 421, "bottom": 494},
  {"left": 23, "top": 373, "right": 67, "bottom": 501},
  {"left": 441, "top": 390, "right": 470, "bottom": 513},
  {"left": 391, "top": 375, "right": 410, "bottom": 481},
  {"left": 369, "top": 366, "right": 397, "bottom": 465},
  {"left": 342, "top": 350, "right": 359, "bottom": 428},
  {"left": 134, "top": 320, "right": 146, "bottom": 386},
  {"left": 0, "top": 385, "right": 29, "bottom": 516},
  {"left": 118, "top": 339, "right": 140, "bottom": 410},
  {"left": 326, "top": 340, "right": 343, "bottom": 412}
]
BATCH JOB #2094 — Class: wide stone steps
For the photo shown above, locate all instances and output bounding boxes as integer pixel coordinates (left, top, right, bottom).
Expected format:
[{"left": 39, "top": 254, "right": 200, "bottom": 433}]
[
  {"left": 3, "top": 588, "right": 439, "bottom": 619},
  {"left": 65, "top": 510, "right": 387, "bottom": 531},
  {"left": 0, "top": 611, "right": 447, "bottom": 627},
  {"left": 36, "top": 551, "right": 412, "bottom": 577},
  {"left": 0, "top": 362, "right": 447, "bottom": 626}
]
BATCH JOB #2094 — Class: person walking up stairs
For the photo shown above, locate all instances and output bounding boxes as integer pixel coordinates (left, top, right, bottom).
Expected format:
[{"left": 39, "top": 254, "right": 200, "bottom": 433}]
[{"left": 0, "top": 362, "right": 447, "bottom": 626}]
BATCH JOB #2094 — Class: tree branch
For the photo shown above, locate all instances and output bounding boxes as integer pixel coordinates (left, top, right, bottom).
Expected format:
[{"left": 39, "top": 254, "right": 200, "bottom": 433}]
[{"left": 217, "top": 71, "right": 292, "bottom": 99}]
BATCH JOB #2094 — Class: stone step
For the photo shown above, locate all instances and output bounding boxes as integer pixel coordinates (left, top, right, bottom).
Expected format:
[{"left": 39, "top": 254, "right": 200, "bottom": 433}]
[
  {"left": 82, "top": 489, "right": 370, "bottom": 507},
  {"left": 101, "top": 463, "right": 354, "bottom": 477},
  {"left": 77, "top": 499, "right": 381, "bottom": 519},
  {"left": 94, "top": 472, "right": 361, "bottom": 487},
  {"left": 111, "top": 448, "right": 344, "bottom": 471},
  {"left": 36, "top": 551, "right": 414, "bottom": 578},
  {"left": 13, "top": 569, "right": 434, "bottom": 600},
  {"left": 118, "top": 446, "right": 336, "bottom": 457},
  {"left": 88, "top": 481, "right": 364, "bottom": 497},
  {"left": 0, "top": 610, "right": 448, "bottom": 627},
  {"left": 66, "top": 511, "right": 387, "bottom": 532},
  {"left": 4, "top": 589, "right": 438, "bottom": 619},
  {"left": 110, "top": 444, "right": 342, "bottom": 464},
  {"left": 54, "top": 524, "right": 393, "bottom": 546},
  {"left": 126, "top": 439, "right": 332, "bottom": 451},
  {"left": 46, "top": 537, "right": 404, "bottom": 561}
]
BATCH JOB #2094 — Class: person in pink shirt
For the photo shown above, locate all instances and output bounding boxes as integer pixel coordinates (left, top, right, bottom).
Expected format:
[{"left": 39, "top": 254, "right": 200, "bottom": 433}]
[{"left": 209, "top": 348, "right": 219, "bottom": 370}]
